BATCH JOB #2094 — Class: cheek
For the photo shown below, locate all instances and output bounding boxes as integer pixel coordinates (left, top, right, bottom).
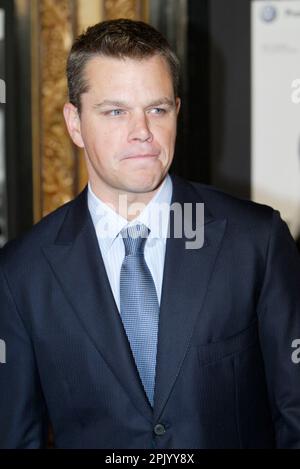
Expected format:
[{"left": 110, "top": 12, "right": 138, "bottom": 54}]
[
  {"left": 155, "top": 124, "right": 177, "bottom": 152},
  {"left": 82, "top": 125, "right": 114, "bottom": 153},
  {"left": 93, "top": 121, "right": 125, "bottom": 147},
  {"left": 85, "top": 128, "right": 124, "bottom": 172}
]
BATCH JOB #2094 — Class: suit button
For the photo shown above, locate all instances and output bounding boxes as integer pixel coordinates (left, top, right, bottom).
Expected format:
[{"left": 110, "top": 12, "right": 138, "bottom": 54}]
[{"left": 154, "top": 423, "right": 166, "bottom": 436}]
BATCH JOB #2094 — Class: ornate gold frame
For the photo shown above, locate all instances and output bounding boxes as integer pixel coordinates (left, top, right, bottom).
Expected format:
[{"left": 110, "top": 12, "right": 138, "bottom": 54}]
[{"left": 31, "top": 0, "right": 148, "bottom": 222}]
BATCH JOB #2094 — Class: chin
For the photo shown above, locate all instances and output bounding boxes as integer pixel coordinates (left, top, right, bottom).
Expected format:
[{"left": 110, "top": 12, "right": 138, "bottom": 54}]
[{"left": 124, "top": 172, "right": 165, "bottom": 194}]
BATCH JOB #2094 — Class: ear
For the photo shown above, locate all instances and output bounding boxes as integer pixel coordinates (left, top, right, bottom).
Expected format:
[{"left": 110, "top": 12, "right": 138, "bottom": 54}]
[
  {"left": 63, "top": 102, "right": 85, "bottom": 148},
  {"left": 175, "top": 97, "right": 181, "bottom": 116}
]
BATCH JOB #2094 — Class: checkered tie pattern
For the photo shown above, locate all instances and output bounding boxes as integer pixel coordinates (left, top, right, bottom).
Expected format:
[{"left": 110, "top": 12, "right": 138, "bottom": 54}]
[{"left": 120, "top": 223, "right": 159, "bottom": 407}]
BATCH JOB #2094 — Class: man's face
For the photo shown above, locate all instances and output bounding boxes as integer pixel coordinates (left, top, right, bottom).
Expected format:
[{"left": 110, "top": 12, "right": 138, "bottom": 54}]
[{"left": 64, "top": 54, "right": 180, "bottom": 203}]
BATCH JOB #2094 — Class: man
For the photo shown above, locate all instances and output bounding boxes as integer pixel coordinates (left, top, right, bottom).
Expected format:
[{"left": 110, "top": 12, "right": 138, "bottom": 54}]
[{"left": 0, "top": 19, "right": 300, "bottom": 449}]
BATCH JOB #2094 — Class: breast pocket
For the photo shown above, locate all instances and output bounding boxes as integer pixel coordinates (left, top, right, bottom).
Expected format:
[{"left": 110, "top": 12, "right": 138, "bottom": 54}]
[{"left": 197, "top": 321, "right": 259, "bottom": 367}]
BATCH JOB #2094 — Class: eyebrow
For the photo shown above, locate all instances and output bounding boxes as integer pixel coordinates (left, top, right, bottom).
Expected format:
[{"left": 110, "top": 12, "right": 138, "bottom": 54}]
[{"left": 93, "top": 97, "right": 175, "bottom": 110}]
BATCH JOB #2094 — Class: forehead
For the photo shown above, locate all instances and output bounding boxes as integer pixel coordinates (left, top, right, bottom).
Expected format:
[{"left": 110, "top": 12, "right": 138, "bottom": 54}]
[{"left": 82, "top": 54, "right": 174, "bottom": 99}]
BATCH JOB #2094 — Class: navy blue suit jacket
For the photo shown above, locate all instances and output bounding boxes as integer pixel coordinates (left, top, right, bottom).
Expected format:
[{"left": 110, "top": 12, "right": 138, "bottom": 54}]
[{"left": 0, "top": 175, "right": 300, "bottom": 448}]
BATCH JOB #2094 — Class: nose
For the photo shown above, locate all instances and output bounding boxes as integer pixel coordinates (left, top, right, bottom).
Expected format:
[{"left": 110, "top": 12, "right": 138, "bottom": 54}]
[{"left": 127, "top": 112, "right": 153, "bottom": 143}]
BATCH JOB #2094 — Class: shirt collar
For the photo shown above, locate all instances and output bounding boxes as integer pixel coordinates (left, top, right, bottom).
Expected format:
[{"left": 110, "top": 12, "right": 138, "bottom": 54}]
[{"left": 88, "top": 174, "right": 173, "bottom": 252}]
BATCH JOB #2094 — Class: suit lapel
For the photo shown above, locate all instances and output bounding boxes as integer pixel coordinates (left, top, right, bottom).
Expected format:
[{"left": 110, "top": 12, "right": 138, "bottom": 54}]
[
  {"left": 42, "top": 189, "right": 153, "bottom": 423},
  {"left": 153, "top": 176, "right": 227, "bottom": 421}
]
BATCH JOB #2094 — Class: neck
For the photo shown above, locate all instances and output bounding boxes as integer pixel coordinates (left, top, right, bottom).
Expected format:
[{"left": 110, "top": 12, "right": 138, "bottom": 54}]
[{"left": 89, "top": 182, "right": 163, "bottom": 221}]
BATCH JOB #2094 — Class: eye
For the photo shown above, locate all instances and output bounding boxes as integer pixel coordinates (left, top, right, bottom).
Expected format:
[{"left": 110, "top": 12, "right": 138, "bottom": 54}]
[
  {"left": 149, "top": 107, "right": 167, "bottom": 115},
  {"left": 106, "top": 109, "right": 125, "bottom": 116}
]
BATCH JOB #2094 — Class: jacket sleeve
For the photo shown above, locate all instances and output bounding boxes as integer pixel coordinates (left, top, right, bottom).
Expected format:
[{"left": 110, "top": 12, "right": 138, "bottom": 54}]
[
  {"left": 257, "top": 210, "right": 300, "bottom": 448},
  {"left": 0, "top": 265, "right": 48, "bottom": 448}
]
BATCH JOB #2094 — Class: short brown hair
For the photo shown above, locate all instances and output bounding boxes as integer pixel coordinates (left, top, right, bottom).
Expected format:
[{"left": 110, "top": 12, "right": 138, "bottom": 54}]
[{"left": 66, "top": 18, "right": 180, "bottom": 112}]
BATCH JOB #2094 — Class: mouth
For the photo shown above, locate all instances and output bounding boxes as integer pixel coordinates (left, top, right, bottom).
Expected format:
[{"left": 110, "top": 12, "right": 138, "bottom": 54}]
[{"left": 124, "top": 153, "right": 160, "bottom": 160}]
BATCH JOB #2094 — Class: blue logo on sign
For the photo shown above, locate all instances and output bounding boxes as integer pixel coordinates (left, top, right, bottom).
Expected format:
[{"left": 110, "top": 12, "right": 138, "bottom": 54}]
[{"left": 261, "top": 5, "right": 277, "bottom": 23}]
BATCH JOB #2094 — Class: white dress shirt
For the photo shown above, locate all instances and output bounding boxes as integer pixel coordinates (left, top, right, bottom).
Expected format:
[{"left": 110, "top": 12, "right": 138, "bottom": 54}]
[{"left": 87, "top": 174, "right": 173, "bottom": 311}]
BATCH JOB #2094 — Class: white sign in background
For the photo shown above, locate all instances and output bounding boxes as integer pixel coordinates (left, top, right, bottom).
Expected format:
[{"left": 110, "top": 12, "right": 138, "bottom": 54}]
[{"left": 251, "top": 0, "right": 300, "bottom": 239}]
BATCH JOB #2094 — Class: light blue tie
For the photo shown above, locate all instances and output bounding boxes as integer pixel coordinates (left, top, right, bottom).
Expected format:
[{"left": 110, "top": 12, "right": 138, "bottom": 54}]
[{"left": 120, "top": 223, "right": 159, "bottom": 407}]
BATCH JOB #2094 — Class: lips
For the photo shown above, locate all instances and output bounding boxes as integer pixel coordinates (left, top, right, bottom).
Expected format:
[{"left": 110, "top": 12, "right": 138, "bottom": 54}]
[
  {"left": 125, "top": 153, "right": 159, "bottom": 159},
  {"left": 121, "top": 150, "right": 160, "bottom": 161}
]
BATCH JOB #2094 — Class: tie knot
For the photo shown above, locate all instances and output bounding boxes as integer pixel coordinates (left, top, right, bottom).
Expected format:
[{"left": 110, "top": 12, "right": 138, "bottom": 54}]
[{"left": 121, "top": 223, "right": 149, "bottom": 256}]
